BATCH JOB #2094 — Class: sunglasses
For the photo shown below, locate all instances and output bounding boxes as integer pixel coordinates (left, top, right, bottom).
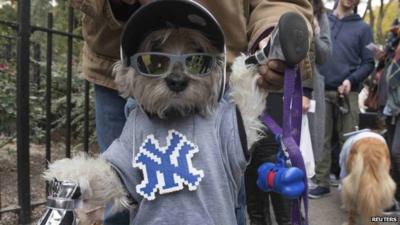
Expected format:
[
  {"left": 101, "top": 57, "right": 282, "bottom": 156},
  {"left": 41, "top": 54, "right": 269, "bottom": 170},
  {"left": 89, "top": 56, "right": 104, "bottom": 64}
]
[{"left": 129, "top": 52, "right": 220, "bottom": 77}]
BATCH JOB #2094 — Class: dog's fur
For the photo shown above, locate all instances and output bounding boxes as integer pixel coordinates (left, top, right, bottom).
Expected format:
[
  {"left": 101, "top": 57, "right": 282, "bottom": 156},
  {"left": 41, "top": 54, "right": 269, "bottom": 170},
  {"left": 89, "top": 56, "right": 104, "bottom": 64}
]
[
  {"left": 114, "top": 28, "right": 223, "bottom": 118},
  {"left": 114, "top": 27, "right": 266, "bottom": 147},
  {"left": 229, "top": 55, "right": 267, "bottom": 148},
  {"left": 341, "top": 137, "right": 396, "bottom": 225},
  {"left": 41, "top": 27, "right": 267, "bottom": 224},
  {"left": 43, "top": 153, "right": 130, "bottom": 224}
]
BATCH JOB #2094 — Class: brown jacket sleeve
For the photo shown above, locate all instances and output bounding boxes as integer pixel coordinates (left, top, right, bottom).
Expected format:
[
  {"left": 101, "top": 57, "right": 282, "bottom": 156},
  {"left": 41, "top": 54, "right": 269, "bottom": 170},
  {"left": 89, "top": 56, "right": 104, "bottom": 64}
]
[
  {"left": 69, "top": 0, "right": 125, "bottom": 29},
  {"left": 247, "top": 0, "right": 313, "bottom": 51},
  {"left": 247, "top": 0, "right": 313, "bottom": 81},
  {"left": 69, "top": 0, "right": 137, "bottom": 89}
]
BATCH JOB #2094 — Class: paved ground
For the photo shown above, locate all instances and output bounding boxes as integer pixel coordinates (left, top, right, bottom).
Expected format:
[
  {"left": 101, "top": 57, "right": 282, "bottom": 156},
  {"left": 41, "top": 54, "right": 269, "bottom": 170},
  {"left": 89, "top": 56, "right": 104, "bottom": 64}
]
[
  {"left": 309, "top": 186, "right": 400, "bottom": 225},
  {"left": 265, "top": 186, "right": 400, "bottom": 225},
  {"left": 308, "top": 186, "right": 348, "bottom": 225}
]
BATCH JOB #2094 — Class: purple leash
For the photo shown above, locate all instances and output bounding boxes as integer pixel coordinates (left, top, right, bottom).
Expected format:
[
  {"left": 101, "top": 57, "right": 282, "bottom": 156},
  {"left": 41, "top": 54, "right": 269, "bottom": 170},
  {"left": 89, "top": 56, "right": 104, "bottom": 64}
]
[{"left": 261, "top": 67, "right": 309, "bottom": 225}]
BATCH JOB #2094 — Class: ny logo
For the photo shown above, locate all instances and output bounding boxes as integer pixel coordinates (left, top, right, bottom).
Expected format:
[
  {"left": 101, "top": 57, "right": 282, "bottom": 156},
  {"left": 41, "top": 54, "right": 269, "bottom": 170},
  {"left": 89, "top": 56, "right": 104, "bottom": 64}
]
[{"left": 133, "top": 130, "right": 204, "bottom": 200}]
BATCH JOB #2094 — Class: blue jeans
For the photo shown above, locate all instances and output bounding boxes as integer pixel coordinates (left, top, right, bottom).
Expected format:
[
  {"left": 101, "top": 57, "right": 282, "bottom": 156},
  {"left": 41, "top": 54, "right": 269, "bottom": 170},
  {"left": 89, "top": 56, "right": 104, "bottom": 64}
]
[
  {"left": 236, "top": 178, "right": 247, "bottom": 225},
  {"left": 95, "top": 85, "right": 127, "bottom": 152},
  {"left": 94, "top": 85, "right": 130, "bottom": 225}
]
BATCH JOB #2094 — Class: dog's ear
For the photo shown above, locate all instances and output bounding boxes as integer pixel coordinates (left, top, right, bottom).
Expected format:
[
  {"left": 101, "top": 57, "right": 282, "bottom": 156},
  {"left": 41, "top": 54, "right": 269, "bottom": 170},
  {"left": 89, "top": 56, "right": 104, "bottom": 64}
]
[{"left": 113, "top": 61, "right": 137, "bottom": 98}]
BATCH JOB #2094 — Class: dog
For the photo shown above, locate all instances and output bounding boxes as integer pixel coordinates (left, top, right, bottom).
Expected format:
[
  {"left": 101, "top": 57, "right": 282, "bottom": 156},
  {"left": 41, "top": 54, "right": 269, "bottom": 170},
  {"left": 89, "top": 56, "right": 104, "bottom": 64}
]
[
  {"left": 37, "top": 2, "right": 267, "bottom": 224},
  {"left": 340, "top": 130, "right": 396, "bottom": 225},
  {"left": 114, "top": 28, "right": 223, "bottom": 119},
  {"left": 36, "top": 1, "right": 313, "bottom": 224}
]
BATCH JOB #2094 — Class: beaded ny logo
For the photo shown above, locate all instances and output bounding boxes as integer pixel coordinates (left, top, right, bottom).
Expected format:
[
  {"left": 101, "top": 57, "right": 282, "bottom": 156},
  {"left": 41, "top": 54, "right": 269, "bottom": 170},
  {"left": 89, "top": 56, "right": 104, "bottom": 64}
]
[{"left": 133, "top": 130, "right": 204, "bottom": 200}]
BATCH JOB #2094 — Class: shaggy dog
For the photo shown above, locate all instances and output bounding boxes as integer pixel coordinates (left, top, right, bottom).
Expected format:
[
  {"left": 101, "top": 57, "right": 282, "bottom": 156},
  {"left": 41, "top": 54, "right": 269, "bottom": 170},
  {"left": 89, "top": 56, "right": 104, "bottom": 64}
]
[
  {"left": 340, "top": 131, "right": 396, "bottom": 225},
  {"left": 114, "top": 28, "right": 223, "bottom": 119},
  {"left": 36, "top": 2, "right": 309, "bottom": 225},
  {"left": 39, "top": 24, "right": 266, "bottom": 225}
]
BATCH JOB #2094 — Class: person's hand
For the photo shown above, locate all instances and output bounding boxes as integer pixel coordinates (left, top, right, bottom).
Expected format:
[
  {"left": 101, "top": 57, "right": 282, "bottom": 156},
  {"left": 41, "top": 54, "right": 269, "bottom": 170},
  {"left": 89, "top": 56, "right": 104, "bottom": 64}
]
[
  {"left": 313, "top": 17, "right": 320, "bottom": 35},
  {"left": 302, "top": 96, "right": 311, "bottom": 113},
  {"left": 371, "top": 47, "right": 385, "bottom": 60},
  {"left": 337, "top": 79, "right": 351, "bottom": 96},
  {"left": 257, "top": 60, "right": 285, "bottom": 90},
  {"left": 256, "top": 37, "right": 285, "bottom": 90},
  {"left": 394, "top": 44, "right": 400, "bottom": 62},
  {"left": 390, "top": 25, "right": 400, "bottom": 34},
  {"left": 375, "top": 50, "right": 385, "bottom": 61}
]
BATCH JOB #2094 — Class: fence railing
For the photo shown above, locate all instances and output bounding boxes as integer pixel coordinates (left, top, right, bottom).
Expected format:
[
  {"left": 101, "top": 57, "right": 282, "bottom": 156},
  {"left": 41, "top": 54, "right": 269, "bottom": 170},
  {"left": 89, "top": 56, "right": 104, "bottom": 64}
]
[{"left": 0, "top": 1, "right": 90, "bottom": 224}]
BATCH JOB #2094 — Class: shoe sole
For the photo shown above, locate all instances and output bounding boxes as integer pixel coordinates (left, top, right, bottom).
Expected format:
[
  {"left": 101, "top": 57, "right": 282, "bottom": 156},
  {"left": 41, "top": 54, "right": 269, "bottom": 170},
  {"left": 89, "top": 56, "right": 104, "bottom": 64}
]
[
  {"left": 308, "top": 192, "right": 330, "bottom": 199},
  {"left": 330, "top": 182, "right": 340, "bottom": 187},
  {"left": 278, "top": 12, "right": 309, "bottom": 67},
  {"left": 382, "top": 211, "right": 400, "bottom": 216}
]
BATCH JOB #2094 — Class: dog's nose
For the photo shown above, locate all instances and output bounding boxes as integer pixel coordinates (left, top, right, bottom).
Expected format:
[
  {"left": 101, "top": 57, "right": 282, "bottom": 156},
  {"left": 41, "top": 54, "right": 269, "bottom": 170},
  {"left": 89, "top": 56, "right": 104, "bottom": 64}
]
[{"left": 165, "top": 74, "right": 188, "bottom": 92}]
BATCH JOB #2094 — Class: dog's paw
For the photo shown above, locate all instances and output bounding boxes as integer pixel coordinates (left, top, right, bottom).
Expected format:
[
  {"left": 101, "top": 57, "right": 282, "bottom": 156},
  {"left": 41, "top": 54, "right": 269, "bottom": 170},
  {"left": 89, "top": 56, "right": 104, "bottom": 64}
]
[
  {"left": 43, "top": 153, "right": 129, "bottom": 213},
  {"left": 76, "top": 203, "right": 105, "bottom": 225}
]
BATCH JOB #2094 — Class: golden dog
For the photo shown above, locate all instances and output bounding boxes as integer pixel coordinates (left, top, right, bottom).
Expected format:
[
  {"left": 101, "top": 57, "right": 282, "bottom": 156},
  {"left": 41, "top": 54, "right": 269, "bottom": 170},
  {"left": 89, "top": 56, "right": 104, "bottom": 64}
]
[{"left": 341, "top": 132, "right": 396, "bottom": 225}]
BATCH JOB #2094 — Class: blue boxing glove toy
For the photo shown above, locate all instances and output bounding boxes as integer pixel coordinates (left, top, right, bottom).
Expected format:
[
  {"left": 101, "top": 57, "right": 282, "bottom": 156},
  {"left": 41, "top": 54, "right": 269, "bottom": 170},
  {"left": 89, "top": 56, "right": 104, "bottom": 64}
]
[{"left": 256, "top": 147, "right": 305, "bottom": 199}]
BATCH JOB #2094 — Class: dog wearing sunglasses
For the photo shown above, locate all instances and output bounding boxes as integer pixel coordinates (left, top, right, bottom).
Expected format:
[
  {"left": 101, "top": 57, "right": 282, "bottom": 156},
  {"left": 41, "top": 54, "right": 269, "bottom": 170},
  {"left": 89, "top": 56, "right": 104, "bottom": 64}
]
[
  {"left": 340, "top": 131, "right": 396, "bottom": 225},
  {"left": 39, "top": 26, "right": 266, "bottom": 225},
  {"left": 114, "top": 28, "right": 223, "bottom": 119}
]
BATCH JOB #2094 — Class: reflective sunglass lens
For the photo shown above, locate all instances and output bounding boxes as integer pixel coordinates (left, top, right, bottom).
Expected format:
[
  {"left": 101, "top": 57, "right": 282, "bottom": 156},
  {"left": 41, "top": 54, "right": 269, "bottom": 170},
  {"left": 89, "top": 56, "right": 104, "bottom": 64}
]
[
  {"left": 185, "top": 55, "right": 213, "bottom": 75},
  {"left": 137, "top": 54, "right": 170, "bottom": 75}
]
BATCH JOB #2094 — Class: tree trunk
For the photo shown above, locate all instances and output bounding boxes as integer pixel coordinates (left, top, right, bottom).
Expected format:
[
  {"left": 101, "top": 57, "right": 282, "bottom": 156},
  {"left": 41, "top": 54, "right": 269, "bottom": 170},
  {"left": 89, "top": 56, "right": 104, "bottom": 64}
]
[
  {"left": 377, "top": 0, "right": 385, "bottom": 42},
  {"left": 377, "top": 0, "right": 396, "bottom": 43},
  {"left": 366, "top": 0, "right": 375, "bottom": 35}
]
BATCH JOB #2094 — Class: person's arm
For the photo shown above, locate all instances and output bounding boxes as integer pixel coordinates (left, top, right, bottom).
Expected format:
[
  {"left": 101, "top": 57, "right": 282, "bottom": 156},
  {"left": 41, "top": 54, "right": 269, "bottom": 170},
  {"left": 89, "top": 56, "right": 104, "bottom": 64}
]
[
  {"left": 314, "top": 13, "right": 332, "bottom": 65},
  {"left": 346, "top": 26, "right": 375, "bottom": 87},
  {"left": 301, "top": 13, "right": 332, "bottom": 112},
  {"left": 69, "top": 0, "right": 110, "bottom": 18},
  {"left": 247, "top": 0, "right": 313, "bottom": 51},
  {"left": 247, "top": 0, "right": 313, "bottom": 90},
  {"left": 69, "top": 0, "right": 144, "bottom": 25}
]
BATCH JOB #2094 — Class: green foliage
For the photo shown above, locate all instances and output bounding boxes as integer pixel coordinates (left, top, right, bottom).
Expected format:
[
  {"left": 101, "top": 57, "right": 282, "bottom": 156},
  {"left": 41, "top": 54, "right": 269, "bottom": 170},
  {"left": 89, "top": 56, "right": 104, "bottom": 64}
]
[
  {"left": 364, "top": 1, "right": 399, "bottom": 44},
  {"left": 50, "top": 69, "right": 97, "bottom": 145},
  {"left": 0, "top": 60, "right": 16, "bottom": 135},
  {"left": 0, "top": 1, "right": 96, "bottom": 147}
]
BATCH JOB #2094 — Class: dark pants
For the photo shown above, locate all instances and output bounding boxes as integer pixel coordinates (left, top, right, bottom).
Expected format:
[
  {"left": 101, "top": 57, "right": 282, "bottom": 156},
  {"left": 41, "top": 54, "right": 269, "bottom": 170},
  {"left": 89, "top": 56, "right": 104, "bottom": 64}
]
[
  {"left": 315, "top": 91, "right": 359, "bottom": 188},
  {"left": 385, "top": 116, "right": 400, "bottom": 201},
  {"left": 245, "top": 93, "right": 291, "bottom": 225}
]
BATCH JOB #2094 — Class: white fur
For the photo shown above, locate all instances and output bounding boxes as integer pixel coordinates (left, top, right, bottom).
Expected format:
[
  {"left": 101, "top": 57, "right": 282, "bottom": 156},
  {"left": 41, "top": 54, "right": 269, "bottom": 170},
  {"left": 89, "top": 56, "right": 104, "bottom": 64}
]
[
  {"left": 229, "top": 55, "right": 268, "bottom": 148},
  {"left": 43, "top": 153, "right": 130, "bottom": 214}
]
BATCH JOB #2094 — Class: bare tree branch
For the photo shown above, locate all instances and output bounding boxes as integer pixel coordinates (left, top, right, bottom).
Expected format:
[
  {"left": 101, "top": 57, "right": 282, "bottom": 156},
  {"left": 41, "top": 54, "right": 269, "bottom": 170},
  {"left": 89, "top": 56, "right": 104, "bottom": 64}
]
[
  {"left": 377, "top": 0, "right": 385, "bottom": 42},
  {"left": 384, "top": 0, "right": 395, "bottom": 12},
  {"left": 363, "top": 0, "right": 373, "bottom": 19}
]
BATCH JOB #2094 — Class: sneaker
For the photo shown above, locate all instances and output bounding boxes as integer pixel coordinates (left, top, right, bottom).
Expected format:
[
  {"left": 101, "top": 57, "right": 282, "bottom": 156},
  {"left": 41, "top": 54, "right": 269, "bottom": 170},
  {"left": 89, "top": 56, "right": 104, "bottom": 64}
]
[
  {"left": 308, "top": 186, "right": 330, "bottom": 199},
  {"left": 245, "top": 12, "right": 309, "bottom": 67},
  {"left": 329, "top": 174, "right": 340, "bottom": 187},
  {"left": 383, "top": 200, "right": 400, "bottom": 215},
  {"left": 308, "top": 178, "right": 318, "bottom": 189}
]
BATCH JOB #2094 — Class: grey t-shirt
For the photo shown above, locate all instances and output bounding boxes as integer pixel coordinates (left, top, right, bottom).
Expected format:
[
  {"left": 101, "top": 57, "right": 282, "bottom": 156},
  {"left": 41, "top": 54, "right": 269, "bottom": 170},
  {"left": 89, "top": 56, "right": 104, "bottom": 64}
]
[{"left": 102, "top": 100, "right": 246, "bottom": 225}]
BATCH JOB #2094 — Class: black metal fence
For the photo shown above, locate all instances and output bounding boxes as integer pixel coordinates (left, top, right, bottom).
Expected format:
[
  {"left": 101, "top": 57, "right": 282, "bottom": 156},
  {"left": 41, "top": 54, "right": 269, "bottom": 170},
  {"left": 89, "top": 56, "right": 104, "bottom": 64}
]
[{"left": 0, "top": 1, "right": 91, "bottom": 224}]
